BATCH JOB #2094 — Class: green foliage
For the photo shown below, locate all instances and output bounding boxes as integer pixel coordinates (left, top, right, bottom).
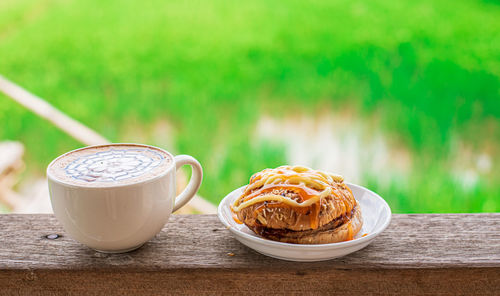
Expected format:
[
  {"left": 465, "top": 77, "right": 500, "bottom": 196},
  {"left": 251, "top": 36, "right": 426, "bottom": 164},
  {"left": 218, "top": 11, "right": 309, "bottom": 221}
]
[{"left": 0, "top": 0, "right": 499, "bottom": 212}]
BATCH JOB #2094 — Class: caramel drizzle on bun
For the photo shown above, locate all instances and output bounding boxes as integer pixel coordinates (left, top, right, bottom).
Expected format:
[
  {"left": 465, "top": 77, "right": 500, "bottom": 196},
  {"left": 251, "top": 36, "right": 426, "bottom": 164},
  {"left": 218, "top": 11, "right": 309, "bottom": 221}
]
[{"left": 232, "top": 165, "right": 356, "bottom": 229}]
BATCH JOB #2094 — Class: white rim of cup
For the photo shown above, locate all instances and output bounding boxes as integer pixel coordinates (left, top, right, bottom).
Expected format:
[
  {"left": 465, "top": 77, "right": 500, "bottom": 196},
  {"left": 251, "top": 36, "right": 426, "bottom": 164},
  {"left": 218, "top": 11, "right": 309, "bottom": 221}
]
[{"left": 46, "top": 143, "right": 176, "bottom": 189}]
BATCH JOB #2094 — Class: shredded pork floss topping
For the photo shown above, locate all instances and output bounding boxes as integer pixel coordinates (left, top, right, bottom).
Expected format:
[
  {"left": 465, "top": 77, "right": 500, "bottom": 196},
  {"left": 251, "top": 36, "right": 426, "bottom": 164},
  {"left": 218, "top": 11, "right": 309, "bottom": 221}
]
[{"left": 231, "top": 166, "right": 356, "bottom": 226}]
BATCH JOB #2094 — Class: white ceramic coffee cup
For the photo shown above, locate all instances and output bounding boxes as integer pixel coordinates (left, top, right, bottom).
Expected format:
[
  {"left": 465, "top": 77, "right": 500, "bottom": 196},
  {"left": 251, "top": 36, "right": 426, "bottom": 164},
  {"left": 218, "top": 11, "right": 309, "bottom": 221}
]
[{"left": 47, "top": 143, "right": 203, "bottom": 253}]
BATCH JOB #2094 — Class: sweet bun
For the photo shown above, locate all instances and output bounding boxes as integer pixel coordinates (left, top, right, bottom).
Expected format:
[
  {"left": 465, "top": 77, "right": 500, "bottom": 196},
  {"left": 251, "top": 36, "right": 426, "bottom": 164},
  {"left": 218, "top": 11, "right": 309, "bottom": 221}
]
[{"left": 232, "top": 165, "right": 362, "bottom": 244}]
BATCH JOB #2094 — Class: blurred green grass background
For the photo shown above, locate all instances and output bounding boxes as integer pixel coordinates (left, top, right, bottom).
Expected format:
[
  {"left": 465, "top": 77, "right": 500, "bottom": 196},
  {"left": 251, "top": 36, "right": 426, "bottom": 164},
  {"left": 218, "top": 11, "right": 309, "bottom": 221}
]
[{"left": 0, "top": 0, "right": 499, "bottom": 213}]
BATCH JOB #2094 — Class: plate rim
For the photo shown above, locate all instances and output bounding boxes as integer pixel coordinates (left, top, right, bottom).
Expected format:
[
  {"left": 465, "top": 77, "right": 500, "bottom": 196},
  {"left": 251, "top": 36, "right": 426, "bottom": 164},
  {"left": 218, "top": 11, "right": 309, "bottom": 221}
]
[{"left": 217, "top": 182, "right": 392, "bottom": 250}]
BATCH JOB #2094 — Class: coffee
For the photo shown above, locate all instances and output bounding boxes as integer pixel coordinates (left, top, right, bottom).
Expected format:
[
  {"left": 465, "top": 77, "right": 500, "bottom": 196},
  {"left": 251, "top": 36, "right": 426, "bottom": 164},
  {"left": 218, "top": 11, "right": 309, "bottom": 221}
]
[
  {"left": 48, "top": 143, "right": 202, "bottom": 253},
  {"left": 48, "top": 144, "right": 173, "bottom": 186}
]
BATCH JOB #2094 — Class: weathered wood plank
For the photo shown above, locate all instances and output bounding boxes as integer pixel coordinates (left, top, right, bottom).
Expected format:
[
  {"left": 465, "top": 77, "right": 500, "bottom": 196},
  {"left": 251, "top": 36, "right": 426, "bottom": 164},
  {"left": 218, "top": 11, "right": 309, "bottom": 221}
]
[
  {"left": 0, "top": 214, "right": 499, "bottom": 295},
  {"left": 1, "top": 214, "right": 498, "bottom": 269},
  {"left": 1, "top": 268, "right": 498, "bottom": 296}
]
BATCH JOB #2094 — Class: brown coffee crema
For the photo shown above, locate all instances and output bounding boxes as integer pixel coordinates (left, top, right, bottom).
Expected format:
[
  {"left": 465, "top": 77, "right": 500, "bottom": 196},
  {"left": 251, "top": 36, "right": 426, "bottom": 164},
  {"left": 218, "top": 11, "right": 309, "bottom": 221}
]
[{"left": 48, "top": 144, "right": 173, "bottom": 186}]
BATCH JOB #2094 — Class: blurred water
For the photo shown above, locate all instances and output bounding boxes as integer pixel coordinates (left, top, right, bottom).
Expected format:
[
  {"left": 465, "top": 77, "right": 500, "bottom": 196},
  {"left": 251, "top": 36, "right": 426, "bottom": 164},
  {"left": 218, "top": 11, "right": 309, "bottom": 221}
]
[{"left": 255, "top": 113, "right": 411, "bottom": 185}]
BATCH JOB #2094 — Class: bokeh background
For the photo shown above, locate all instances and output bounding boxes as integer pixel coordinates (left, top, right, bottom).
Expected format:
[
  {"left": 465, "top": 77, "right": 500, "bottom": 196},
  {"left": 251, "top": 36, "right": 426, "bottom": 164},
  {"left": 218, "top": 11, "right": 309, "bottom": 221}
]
[{"left": 1, "top": 0, "right": 499, "bottom": 213}]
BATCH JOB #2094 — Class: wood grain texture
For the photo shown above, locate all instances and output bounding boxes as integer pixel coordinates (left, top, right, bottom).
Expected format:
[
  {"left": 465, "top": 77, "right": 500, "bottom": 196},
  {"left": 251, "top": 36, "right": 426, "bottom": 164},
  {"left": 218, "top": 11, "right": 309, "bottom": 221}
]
[{"left": 0, "top": 214, "right": 499, "bottom": 295}]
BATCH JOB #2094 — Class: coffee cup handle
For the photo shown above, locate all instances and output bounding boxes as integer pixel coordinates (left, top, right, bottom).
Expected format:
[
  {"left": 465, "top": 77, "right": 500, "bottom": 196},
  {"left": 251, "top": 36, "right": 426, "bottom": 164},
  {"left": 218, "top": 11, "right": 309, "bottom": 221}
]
[{"left": 172, "top": 155, "right": 203, "bottom": 212}]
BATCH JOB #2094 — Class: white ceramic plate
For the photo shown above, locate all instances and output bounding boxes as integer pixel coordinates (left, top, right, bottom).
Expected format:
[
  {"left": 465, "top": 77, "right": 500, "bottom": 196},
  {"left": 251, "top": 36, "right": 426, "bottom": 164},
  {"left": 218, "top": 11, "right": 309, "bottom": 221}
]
[{"left": 218, "top": 183, "right": 391, "bottom": 262}]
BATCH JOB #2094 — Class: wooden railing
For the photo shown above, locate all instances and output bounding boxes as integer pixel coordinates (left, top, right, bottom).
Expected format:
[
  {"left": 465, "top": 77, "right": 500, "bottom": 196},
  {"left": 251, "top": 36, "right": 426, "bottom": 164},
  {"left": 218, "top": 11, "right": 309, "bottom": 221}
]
[
  {"left": 0, "top": 213, "right": 498, "bottom": 295},
  {"left": 0, "top": 75, "right": 217, "bottom": 214}
]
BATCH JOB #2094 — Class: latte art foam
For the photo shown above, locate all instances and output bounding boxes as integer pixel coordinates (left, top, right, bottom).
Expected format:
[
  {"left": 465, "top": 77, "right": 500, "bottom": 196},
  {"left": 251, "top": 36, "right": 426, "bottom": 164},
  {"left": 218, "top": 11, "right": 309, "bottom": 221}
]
[
  {"left": 48, "top": 144, "right": 173, "bottom": 186},
  {"left": 65, "top": 148, "right": 165, "bottom": 182}
]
